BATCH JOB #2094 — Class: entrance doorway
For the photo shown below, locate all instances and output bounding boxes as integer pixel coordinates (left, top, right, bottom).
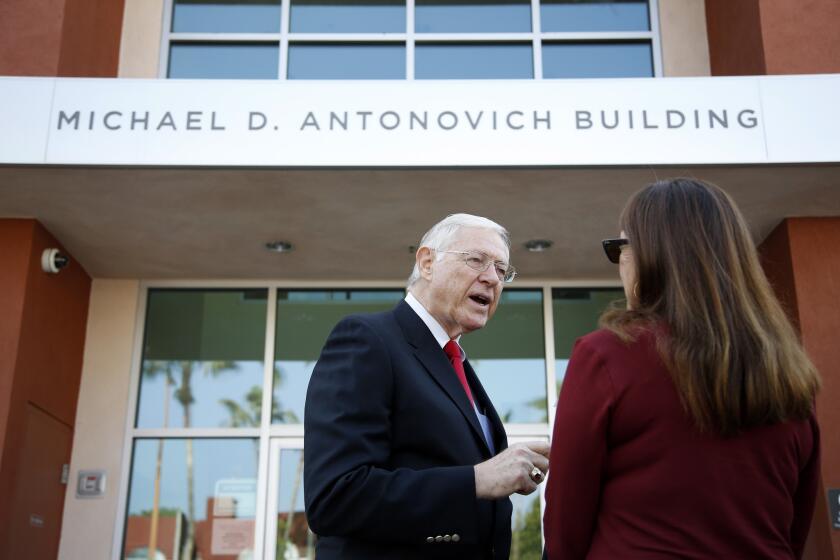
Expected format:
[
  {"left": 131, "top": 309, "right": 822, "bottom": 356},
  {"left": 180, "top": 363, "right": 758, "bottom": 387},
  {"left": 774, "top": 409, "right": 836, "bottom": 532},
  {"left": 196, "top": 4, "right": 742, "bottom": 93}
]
[{"left": 264, "top": 438, "right": 314, "bottom": 560}]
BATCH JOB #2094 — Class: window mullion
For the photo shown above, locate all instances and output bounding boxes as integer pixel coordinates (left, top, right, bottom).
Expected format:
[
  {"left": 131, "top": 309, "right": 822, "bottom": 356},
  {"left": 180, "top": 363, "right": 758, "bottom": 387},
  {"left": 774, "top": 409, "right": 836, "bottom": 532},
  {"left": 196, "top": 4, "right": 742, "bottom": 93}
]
[
  {"left": 280, "top": 0, "right": 291, "bottom": 79},
  {"left": 648, "top": 0, "right": 664, "bottom": 77},
  {"left": 543, "top": 286, "right": 557, "bottom": 429},
  {"left": 531, "top": 0, "right": 542, "bottom": 79},
  {"left": 253, "top": 287, "right": 278, "bottom": 558},
  {"left": 406, "top": 0, "right": 416, "bottom": 79},
  {"left": 159, "top": 0, "right": 175, "bottom": 78}
]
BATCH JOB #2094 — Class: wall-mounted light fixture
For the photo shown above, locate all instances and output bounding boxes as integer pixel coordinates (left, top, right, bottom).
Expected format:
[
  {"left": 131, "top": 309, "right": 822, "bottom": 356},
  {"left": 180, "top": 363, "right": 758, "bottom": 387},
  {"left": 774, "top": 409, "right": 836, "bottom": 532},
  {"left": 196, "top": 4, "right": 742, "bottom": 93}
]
[
  {"left": 265, "top": 241, "right": 294, "bottom": 253},
  {"left": 524, "top": 239, "right": 553, "bottom": 252}
]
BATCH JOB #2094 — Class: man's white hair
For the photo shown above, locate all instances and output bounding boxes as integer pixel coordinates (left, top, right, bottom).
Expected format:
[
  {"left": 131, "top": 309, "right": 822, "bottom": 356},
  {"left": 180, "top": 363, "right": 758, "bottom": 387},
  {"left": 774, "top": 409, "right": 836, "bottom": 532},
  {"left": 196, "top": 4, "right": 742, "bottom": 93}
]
[{"left": 407, "top": 213, "right": 510, "bottom": 288}]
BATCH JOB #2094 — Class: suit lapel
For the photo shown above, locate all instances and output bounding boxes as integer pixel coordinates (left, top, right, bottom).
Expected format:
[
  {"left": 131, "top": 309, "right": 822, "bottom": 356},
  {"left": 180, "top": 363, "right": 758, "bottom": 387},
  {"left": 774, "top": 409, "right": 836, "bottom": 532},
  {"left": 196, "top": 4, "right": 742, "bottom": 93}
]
[{"left": 394, "top": 301, "right": 491, "bottom": 456}]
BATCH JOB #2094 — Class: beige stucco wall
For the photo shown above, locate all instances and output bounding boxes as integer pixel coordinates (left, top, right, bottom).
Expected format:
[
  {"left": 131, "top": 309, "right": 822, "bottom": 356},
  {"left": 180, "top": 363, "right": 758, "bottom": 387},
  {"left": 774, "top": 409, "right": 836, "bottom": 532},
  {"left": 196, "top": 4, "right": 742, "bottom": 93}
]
[
  {"left": 118, "top": 0, "right": 164, "bottom": 78},
  {"left": 657, "top": 0, "right": 711, "bottom": 76},
  {"left": 57, "top": 280, "right": 140, "bottom": 560}
]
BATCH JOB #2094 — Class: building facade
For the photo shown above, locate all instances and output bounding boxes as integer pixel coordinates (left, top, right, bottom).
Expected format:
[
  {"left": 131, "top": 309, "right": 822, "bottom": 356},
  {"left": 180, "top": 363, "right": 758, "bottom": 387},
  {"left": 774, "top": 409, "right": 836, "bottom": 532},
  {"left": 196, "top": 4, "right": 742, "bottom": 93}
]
[{"left": 0, "top": 1, "right": 839, "bottom": 559}]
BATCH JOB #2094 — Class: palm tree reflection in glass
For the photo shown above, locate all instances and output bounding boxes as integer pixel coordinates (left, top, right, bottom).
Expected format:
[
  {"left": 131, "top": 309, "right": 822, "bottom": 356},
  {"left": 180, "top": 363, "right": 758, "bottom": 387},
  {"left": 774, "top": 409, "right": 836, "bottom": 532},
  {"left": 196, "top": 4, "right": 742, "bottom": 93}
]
[
  {"left": 142, "top": 359, "right": 240, "bottom": 560},
  {"left": 220, "top": 364, "right": 313, "bottom": 559}
]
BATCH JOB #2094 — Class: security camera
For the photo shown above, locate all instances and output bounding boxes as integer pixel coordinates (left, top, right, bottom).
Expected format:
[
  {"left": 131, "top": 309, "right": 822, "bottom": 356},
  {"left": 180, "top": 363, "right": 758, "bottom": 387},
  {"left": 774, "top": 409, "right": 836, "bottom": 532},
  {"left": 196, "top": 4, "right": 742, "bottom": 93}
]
[{"left": 41, "top": 248, "right": 69, "bottom": 274}]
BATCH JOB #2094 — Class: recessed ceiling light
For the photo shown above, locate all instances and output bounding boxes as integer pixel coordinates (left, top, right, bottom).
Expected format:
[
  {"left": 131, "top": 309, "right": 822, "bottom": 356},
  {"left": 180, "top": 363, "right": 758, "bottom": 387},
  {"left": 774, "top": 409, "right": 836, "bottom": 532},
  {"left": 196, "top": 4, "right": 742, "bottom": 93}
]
[
  {"left": 524, "top": 239, "right": 553, "bottom": 252},
  {"left": 265, "top": 241, "right": 293, "bottom": 253}
]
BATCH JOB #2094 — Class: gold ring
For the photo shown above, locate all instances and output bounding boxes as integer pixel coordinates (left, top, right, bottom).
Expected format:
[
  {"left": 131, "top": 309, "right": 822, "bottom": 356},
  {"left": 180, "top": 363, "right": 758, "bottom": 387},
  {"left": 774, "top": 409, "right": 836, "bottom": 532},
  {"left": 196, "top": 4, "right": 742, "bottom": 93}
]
[{"left": 530, "top": 466, "right": 543, "bottom": 483}]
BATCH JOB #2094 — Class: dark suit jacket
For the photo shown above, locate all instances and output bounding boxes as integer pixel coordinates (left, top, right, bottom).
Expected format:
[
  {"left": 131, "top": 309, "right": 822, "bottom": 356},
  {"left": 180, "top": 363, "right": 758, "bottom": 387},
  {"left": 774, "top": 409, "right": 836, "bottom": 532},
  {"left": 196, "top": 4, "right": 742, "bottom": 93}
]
[
  {"left": 544, "top": 328, "right": 820, "bottom": 560},
  {"left": 304, "top": 300, "right": 512, "bottom": 559}
]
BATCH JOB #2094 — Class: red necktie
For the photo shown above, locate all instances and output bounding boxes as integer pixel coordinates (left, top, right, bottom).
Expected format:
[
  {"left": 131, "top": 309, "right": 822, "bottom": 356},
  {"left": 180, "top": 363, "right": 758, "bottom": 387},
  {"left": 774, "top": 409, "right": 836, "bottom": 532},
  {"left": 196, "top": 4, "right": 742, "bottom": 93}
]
[{"left": 444, "top": 340, "right": 474, "bottom": 406}]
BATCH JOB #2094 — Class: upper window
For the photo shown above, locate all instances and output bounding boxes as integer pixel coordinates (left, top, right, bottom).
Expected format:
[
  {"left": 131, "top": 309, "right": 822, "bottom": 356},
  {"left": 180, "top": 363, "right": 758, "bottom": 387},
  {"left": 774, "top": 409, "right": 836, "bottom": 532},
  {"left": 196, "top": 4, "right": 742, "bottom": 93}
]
[
  {"left": 552, "top": 287, "right": 624, "bottom": 392},
  {"left": 415, "top": 0, "right": 532, "bottom": 33},
  {"left": 273, "top": 289, "right": 405, "bottom": 423},
  {"left": 163, "top": 0, "right": 659, "bottom": 79},
  {"left": 465, "top": 289, "right": 547, "bottom": 423},
  {"left": 172, "top": 0, "right": 283, "bottom": 32},
  {"left": 291, "top": 0, "right": 406, "bottom": 32},
  {"left": 540, "top": 0, "right": 649, "bottom": 32},
  {"left": 137, "top": 289, "right": 269, "bottom": 429}
]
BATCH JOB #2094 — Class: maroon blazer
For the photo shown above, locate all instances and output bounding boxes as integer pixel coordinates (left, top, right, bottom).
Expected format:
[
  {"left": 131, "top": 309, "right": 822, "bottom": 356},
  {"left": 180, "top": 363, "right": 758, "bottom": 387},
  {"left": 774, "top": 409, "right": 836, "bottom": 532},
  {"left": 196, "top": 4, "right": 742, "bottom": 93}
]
[{"left": 544, "top": 328, "right": 820, "bottom": 560}]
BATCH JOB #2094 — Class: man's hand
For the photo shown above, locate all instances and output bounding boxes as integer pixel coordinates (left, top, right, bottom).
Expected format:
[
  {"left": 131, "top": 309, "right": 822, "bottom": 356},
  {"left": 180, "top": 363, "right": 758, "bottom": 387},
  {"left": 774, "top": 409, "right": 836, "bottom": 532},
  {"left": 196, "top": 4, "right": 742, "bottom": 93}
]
[{"left": 474, "top": 441, "right": 550, "bottom": 499}]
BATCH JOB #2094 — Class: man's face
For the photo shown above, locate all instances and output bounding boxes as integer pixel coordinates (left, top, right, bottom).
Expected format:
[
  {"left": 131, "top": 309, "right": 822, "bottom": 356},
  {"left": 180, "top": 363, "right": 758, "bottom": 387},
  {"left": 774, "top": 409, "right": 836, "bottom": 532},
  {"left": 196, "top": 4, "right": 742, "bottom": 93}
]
[{"left": 423, "top": 227, "right": 508, "bottom": 338}]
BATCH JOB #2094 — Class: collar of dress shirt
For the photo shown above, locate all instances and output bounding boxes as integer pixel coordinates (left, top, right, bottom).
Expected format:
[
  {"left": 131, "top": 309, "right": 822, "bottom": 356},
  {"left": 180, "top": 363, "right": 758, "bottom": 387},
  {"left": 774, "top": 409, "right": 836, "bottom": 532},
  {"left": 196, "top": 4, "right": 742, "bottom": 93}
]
[{"left": 404, "top": 292, "right": 465, "bottom": 361}]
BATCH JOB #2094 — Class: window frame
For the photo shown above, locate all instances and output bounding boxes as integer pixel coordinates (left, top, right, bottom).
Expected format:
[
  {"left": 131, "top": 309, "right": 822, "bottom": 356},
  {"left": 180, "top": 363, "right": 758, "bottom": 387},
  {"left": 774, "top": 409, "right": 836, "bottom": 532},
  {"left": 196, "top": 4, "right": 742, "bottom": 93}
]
[
  {"left": 158, "top": 0, "right": 663, "bottom": 79},
  {"left": 112, "top": 279, "right": 621, "bottom": 559}
]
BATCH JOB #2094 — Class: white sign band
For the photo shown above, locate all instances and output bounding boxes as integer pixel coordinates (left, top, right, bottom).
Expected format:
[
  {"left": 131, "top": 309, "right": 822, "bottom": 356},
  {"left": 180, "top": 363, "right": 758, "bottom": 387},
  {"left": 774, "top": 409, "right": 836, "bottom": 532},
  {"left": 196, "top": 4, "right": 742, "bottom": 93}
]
[{"left": 1, "top": 75, "right": 838, "bottom": 166}]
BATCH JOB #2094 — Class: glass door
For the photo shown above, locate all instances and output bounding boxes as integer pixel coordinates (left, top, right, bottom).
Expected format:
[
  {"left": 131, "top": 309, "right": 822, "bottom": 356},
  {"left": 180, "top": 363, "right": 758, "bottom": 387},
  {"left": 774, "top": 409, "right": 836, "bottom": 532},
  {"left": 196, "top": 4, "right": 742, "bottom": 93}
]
[
  {"left": 507, "top": 436, "right": 547, "bottom": 560},
  {"left": 265, "top": 438, "right": 315, "bottom": 560},
  {"left": 263, "top": 437, "right": 545, "bottom": 560}
]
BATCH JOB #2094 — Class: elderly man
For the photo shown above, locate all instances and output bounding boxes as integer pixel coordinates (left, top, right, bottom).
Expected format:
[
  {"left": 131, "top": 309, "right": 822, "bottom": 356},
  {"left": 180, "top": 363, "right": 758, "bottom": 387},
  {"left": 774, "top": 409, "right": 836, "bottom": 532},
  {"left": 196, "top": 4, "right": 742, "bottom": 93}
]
[{"left": 304, "top": 213, "right": 550, "bottom": 559}]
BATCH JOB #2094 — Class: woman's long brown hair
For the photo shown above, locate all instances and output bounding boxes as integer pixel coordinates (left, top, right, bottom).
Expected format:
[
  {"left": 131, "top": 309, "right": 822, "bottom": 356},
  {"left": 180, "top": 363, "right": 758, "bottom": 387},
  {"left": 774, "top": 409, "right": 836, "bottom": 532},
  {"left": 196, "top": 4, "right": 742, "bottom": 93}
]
[{"left": 601, "top": 178, "right": 820, "bottom": 436}]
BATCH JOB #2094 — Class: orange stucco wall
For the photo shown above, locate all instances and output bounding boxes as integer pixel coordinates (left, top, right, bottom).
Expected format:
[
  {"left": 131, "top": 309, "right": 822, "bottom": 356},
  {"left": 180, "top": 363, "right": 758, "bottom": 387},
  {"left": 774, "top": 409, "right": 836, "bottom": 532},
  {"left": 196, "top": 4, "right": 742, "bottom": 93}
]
[
  {"left": 758, "top": 0, "right": 840, "bottom": 75},
  {"left": 704, "top": 0, "right": 767, "bottom": 76},
  {"left": 761, "top": 217, "right": 840, "bottom": 560},
  {"left": 0, "top": 0, "right": 125, "bottom": 77},
  {"left": 0, "top": 219, "right": 91, "bottom": 556},
  {"left": 0, "top": 0, "right": 66, "bottom": 76},
  {"left": 705, "top": 0, "right": 840, "bottom": 76}
]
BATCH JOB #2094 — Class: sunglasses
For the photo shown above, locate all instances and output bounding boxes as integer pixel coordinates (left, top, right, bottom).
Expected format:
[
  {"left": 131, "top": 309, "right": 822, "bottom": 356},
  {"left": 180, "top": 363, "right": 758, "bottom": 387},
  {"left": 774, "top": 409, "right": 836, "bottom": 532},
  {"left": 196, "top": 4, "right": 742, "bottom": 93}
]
[{"left": 602, "top": 238, "right": 629, "bottom": 264}]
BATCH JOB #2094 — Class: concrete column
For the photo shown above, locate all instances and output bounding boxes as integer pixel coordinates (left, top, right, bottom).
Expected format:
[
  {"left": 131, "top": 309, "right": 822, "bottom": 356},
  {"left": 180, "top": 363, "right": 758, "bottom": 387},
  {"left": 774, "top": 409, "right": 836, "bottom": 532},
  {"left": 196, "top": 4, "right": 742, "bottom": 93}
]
[
  {"left": 657, "top": 0, "right": 711, "bottom": 77},
  {"left": 57, "top": 280, "right": 141, "bottom": 560}
]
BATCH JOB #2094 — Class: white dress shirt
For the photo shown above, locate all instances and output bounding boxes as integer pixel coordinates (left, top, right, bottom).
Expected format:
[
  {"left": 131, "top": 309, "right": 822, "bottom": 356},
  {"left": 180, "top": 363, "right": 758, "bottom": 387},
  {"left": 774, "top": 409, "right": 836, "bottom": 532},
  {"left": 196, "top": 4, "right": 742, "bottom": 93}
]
[{"left": 405, "top": 292, "right": 495, "bottom": 454}]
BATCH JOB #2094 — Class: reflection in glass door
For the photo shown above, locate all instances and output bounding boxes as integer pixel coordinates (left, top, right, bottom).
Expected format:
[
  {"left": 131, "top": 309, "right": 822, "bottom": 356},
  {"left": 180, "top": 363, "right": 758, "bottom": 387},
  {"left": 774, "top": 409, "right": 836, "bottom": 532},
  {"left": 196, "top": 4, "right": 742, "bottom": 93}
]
[
  {"left": 263, "top": 437, "right": 545, "bottom": 560},
  {"left": 508, "top": 436, "right": 547, "bottom": 560},
  {"left": 120, "top": 284, "right": 621, "bottom": 559},
  {"left": 265, "top": 439, "right": 316, "bottom": 560}
]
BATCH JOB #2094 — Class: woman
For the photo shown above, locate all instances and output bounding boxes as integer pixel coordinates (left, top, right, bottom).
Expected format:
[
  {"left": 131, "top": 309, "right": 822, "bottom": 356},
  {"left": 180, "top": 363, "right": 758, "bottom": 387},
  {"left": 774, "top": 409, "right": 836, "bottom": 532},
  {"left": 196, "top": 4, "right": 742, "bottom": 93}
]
[{"left": 543, "top": 178, "right": 821, "bottom": 559}]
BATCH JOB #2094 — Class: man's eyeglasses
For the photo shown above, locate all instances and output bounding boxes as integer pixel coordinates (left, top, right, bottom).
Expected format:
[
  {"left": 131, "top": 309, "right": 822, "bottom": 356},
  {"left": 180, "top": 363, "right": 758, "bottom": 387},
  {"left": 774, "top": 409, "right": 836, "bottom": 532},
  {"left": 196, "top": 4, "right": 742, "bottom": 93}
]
[
  {"left": 436, "top": 250, "right": 517, "bottom": 283},
  {"left": 602, "top": 238, "right": 629, "bottom": 264}
]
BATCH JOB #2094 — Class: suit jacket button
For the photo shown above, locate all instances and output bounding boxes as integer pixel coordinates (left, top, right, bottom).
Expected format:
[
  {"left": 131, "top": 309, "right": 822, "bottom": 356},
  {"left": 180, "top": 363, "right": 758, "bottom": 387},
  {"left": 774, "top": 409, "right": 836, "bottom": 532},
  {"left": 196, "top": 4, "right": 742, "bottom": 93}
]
[
  {"left": 435, "top": 535, "right": 443, "bottom": 542},
  {"left": 452, "top": 534, "right": 460, "bottom": 542},
  {"left": 426, "top": 537, "right": 434, "bottom": 543},
  {"left": 443, "top": 535, "right": 452, "bottom": 542}
]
